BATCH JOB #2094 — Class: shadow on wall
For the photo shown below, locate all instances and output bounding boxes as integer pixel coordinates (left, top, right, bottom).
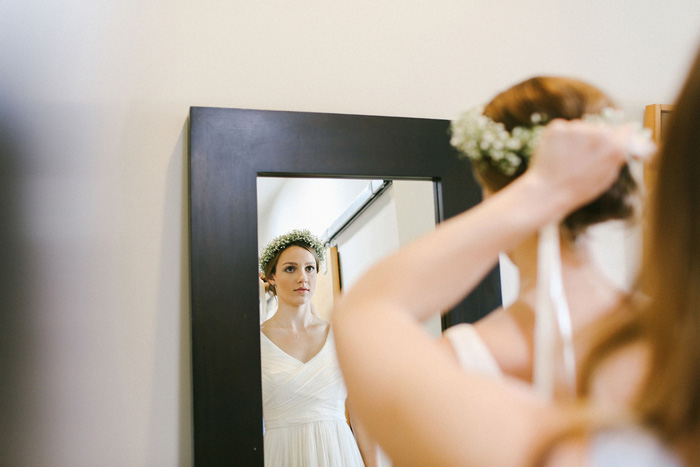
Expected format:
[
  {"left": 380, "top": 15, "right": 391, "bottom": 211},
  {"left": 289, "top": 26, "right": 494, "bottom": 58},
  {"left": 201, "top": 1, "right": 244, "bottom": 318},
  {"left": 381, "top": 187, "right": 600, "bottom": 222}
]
[
  {"left": 0, "top": 93, "right": 36, "bottom": 466},
  {"left": 147, "top": 119, "right": 193, "bottom": 464}
]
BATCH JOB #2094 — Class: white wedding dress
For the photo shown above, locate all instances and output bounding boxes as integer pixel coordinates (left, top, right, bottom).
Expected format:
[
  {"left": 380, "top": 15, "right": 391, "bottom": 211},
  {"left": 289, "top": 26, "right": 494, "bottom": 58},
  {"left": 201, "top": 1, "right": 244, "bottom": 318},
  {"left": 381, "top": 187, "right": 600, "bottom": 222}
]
[{"left": 260, "top": 329, "right": 365, "bottom": 467}]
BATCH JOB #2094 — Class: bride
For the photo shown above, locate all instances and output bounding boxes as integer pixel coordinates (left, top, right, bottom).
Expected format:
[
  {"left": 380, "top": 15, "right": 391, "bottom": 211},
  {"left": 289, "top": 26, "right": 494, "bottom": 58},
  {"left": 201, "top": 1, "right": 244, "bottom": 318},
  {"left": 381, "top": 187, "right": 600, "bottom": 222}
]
[
  {"left": 259, "top": 229, "right": 365, "bottom": 467},
  {"left": 441, "top": 76, "right": 640, "bottom": 401}
]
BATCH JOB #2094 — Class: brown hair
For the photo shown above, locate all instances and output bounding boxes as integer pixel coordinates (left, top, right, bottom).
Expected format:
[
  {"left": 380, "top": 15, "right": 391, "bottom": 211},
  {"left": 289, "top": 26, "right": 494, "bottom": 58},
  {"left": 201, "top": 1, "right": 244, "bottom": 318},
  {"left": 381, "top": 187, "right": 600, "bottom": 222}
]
[
  {"left": 579, "top": 46, "right": 700, "bottom": 464},
  {"left": 479, "top": 76, "right": 638, "bottom": 237},
  {"left": 262, "top": 241, "right": 320, "bottom": 296},
  {"left": 633, "top": 45, "right": 700, "bottom": 459}
]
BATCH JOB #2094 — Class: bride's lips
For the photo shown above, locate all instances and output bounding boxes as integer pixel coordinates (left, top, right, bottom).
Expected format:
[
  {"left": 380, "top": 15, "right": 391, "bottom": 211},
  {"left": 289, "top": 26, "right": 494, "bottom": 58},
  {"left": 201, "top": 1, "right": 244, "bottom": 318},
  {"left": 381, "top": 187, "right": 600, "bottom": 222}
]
[{"left": 295, "top": 287, "right": 309, "bottom": 292}]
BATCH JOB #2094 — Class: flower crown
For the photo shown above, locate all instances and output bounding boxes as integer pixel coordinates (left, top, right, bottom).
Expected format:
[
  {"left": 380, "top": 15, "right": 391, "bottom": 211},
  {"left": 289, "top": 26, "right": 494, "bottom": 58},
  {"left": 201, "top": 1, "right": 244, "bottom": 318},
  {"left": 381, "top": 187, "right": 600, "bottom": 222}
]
[
  {"left": 259, "top": 229, "right": 326, "bottom": 274},
  {"left": 450, "top": 106, "right": 632, "bottom": 177}
]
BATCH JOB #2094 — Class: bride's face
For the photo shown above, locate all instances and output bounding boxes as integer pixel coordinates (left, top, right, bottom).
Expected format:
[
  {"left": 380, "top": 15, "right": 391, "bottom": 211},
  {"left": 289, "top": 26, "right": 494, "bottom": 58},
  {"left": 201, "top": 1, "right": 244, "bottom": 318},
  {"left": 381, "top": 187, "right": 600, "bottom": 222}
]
[{"left": 269, "top": 245, "right": 318, "bottom": 307}]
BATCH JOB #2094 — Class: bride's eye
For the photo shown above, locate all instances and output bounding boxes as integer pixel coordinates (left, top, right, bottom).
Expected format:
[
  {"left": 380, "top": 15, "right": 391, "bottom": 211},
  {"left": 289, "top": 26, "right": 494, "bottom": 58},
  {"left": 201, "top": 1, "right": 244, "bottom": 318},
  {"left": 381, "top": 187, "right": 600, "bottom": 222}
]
[
  {"left": 306, "top": 265, "right": 316, "bottom": 272},
  {"left": 284, "top": 266, "right": 295, "bottom": 273}
]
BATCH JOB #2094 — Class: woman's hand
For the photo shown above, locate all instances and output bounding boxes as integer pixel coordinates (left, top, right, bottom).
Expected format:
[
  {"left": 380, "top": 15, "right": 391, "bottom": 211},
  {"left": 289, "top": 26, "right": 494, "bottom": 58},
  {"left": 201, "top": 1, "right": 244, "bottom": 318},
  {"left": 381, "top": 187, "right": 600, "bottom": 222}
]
[{"left": 527, "top": 119, "right": 633, "bottom": 215}]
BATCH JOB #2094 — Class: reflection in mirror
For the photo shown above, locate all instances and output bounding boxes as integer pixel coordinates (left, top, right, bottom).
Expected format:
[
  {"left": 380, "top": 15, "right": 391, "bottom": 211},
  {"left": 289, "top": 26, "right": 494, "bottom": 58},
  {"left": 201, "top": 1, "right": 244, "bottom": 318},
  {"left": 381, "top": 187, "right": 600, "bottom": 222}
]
[{"left": 256, "top": 176, "right": 439, "bottom": 465}]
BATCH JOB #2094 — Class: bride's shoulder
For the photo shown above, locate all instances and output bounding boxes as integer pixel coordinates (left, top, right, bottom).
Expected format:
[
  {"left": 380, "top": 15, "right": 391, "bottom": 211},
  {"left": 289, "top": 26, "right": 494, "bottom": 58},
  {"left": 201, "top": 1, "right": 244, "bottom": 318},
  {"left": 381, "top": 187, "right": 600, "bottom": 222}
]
[
  {"left": 474, "top": 303, "right": 534, "bottom": 379},
  {"left": 314, "top": 319, "right": 331, "bottom": 337},
  {"left": 260, "top": 317, "right": 285, "bottom": 339},
  {"left": 476, "top": 303, "right": 533, "bottom": 343}
]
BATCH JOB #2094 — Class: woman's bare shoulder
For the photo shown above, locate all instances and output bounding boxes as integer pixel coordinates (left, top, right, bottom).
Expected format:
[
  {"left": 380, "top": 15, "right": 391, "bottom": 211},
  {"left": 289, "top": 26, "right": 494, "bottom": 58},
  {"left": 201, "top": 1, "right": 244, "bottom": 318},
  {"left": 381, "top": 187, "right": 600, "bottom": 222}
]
[
  {"left": 474, "top": 303, "right": 535, "bottom": 380},
  {"left": 477, "top": 302, "right": 535, "bottom": 334}
]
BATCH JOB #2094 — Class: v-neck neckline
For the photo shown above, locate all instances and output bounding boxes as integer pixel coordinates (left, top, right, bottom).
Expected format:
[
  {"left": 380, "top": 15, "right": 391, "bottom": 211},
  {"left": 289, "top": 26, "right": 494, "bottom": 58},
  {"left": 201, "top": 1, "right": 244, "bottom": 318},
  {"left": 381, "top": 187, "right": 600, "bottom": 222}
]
[{"left": 261, "top": 327, "right": 331, "bottom": 365}]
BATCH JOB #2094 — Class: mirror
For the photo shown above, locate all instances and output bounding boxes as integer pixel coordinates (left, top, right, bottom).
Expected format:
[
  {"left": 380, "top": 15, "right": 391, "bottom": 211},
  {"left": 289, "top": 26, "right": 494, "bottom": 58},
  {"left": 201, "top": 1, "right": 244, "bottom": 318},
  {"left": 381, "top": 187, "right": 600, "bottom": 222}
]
[
  {"left": 188, "top": 107, "right": 502, "bottom": 464},
  {"left": 256, "top": 177, "right": 442, "bottom": 464}
]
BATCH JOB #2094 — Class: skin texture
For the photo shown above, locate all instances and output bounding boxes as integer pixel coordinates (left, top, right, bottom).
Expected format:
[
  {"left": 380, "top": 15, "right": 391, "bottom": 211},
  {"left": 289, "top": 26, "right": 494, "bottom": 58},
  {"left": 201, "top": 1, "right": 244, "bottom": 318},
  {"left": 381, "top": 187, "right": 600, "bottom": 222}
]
[{"left": 332, "top": 121, "right": 632, "bottom": 466}]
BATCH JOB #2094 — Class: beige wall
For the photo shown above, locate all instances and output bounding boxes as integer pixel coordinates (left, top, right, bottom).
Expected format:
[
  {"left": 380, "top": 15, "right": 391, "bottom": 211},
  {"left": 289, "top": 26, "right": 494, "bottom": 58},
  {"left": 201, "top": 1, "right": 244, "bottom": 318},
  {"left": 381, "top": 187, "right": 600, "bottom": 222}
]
[{"left": 2, "top": 1, "right": 700, "bottom": 465}]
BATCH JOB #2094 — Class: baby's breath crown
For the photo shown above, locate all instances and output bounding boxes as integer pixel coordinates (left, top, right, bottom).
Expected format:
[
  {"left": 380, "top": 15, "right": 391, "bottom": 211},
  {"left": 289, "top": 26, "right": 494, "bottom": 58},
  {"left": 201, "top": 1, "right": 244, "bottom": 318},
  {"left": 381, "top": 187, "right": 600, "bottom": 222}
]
[
  {"left": 450, "top": 106, "right": 643, "bottom": 177},
  {"left": 450, "top": 106, "right": 545, "bottom": 177},
  {"left": 259, "top": 229, "right": 325, "bottom": 274}
]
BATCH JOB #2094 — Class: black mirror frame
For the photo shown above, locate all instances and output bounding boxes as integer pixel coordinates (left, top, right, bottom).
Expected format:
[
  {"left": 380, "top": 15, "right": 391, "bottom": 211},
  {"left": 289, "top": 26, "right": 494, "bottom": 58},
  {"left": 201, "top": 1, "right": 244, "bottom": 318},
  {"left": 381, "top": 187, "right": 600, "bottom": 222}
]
[{"left": 188, "top": 107, "right": 502, "bottom": 465}]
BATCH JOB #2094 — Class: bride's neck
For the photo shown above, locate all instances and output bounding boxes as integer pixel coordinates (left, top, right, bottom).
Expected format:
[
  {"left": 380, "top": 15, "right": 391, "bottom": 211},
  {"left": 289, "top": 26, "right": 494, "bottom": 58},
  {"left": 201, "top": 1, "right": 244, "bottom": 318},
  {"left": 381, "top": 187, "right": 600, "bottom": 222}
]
[
  {"left": 509, "top": 230, "right": 625, "bottom": 328},
  {"left": 273, "top": 302, "right": 316, "bottom": 329}
]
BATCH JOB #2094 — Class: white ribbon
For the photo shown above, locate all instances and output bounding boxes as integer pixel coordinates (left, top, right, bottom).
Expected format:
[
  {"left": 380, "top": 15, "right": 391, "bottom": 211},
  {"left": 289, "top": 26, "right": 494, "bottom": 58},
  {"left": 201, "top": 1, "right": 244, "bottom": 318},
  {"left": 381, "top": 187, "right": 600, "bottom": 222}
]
[
  {"left": 533, "top": 118, "right": 656, "bottom": 400},
  {"left": 534, "top": 222, "right": 576, "bottom": 400}
]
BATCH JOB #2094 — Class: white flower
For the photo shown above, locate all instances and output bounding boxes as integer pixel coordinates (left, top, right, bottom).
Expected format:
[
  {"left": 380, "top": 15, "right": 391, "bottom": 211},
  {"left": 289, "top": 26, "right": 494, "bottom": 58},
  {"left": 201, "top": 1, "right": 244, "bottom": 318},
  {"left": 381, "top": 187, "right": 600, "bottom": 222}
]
[
  {"left": 451, "top": 106, "right": 649, "bottom": 178},
  {"left": 505, "top": 138, "right": 521, "bottom": 150},
  {"left": 259, "top": 229, "right": 325, "bottom": 273},
  {"left": 450, "top": 106, "right": 543, "bottom": 176}
]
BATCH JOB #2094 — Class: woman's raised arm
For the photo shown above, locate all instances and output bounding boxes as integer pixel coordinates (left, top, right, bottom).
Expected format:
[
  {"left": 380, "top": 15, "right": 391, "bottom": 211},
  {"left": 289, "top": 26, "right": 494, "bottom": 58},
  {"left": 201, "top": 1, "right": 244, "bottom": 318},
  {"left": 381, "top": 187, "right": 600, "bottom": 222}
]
[{"left": 332, "top": 121, "right": 632, "bottom": 466}]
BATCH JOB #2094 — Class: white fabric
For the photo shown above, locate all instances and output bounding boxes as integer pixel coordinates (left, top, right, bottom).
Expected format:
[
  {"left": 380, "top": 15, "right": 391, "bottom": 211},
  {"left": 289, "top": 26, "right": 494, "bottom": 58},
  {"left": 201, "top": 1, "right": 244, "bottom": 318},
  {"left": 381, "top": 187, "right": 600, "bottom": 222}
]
[
  {"left": 260, "top": 329, "right": 364, "bottom": 467},
  {"left": 591, "top": 427, "right": 681, "bottom": 466},
  {"left": 443, "top": 323, "right": 503, "bottom": 377},
  {"left": 535, "top": 222, "right": 576, "bottom": 400}
]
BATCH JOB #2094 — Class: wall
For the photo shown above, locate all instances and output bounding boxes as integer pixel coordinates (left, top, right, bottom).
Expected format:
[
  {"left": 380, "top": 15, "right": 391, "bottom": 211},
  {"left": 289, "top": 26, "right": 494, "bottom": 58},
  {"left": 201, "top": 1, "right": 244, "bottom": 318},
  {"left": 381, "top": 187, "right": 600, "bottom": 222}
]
[
  {"left": 335, "top": 181, "right": 442, "bottom": 338},
  {"left": 2, "top": 1, "right": 700, "bottom": 465},
  {"left": 257, "top": 177, "right": 373, "bottom": 248}
]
